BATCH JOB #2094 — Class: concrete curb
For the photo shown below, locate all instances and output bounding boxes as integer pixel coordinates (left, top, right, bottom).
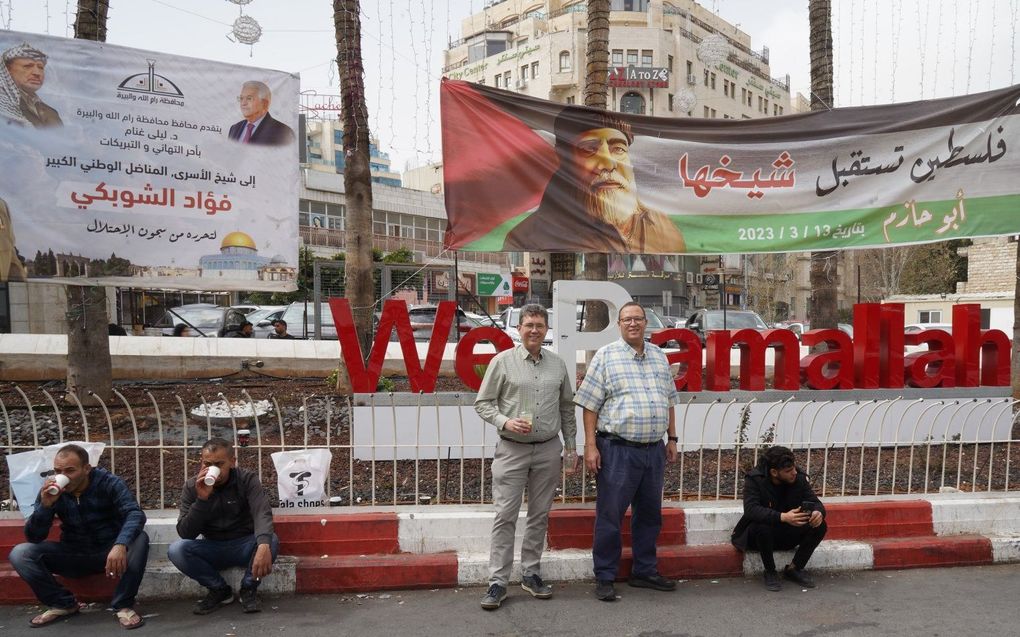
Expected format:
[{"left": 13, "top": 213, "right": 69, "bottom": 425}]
[{"left": 1, "top": 494, "right": 1019, "bottom": 600}]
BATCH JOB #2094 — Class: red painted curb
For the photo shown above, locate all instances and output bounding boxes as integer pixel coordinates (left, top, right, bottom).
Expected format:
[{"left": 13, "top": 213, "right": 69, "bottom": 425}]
[
  {"left": 824, "top": 501, "right": 934, "bottom": 540},
  {"left": 0, "top": 565, "right": 114, "bottom": 603},
  {"left": 546, "top": 508, "right": 685, "bottom": 550},
  {"left": 275, "top": 513, "right": 400, "bottom": 556},
  {"left": 295, "top": 552, "right": 459, "bottom": 593},
  {"left": 871, "top": 534, "right": 993, "bottom": 570}
]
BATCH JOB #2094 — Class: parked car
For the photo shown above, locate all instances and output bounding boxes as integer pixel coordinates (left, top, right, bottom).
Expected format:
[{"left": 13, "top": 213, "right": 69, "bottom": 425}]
[
  {"left": 905, "top": 322, "right": 952, "bottom": 335},
  {"left": 465, "top": 311, "right": 504, "bottom": 329},
  {"left": 246, "top": 305, "right": 288, "bottom": 338},
  {"left": 280, "top": 301, "right": 335, "bottom": 339},
  {"left": 406, "top": 305, "right": 480, "bottom": 341},
  {"left": 685, "top": 309, "right": 770, "bottom": 345},
  {"left": 158, "top": 303, "right": 248, "bottom": 337},
  {"left": 776, "top": 321, "right": 854, "bottom": 339},
  {"left": 643, "top": 308, "right": 680, "bottom": 348}
]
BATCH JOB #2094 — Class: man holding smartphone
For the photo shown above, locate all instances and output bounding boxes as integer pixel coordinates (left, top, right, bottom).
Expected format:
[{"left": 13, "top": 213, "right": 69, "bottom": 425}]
[{"left": 731, "top": 446, "right": 827, "bottom": 591}]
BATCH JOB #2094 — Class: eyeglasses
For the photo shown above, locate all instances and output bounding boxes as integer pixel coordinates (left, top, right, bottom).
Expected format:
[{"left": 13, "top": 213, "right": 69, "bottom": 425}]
[
  {"left": 619, "top": 317, "right": 646, "bottom": 325},
  {"left": 237, "top": 95, "right": 258, "bottom": 104}
]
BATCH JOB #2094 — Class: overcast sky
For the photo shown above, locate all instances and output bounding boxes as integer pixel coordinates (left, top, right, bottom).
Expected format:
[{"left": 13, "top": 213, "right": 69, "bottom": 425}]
[{"left": 4, "top": 0, "right": 1018, "bottom": 170}]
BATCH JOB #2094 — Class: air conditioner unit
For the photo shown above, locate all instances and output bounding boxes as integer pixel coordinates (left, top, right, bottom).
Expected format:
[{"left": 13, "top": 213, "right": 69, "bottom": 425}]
[
  {"left": 695, "top": 274, "right": 703, "bottom": 284},
  {"left": 686, "top": 74, "right": 697, "bottom": 85},
  {"left": 515, "top": 78, "right": 528, "bottom": 89},
  {"left": 412, "top": 251, "right": 426, "bottom": 263},
  {"left": 685, "top": 272, "right": 694, "bottom": 284}
]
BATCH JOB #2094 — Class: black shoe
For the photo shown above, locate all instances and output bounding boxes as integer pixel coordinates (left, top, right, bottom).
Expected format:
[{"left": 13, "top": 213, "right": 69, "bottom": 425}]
[
  {"left": 480, "top": 584, "right": 507, "bottom": 610},
  {"left": 594, "top": 579, "right": 617, "bottom": 601},
  {"left": 193, "top": 585, "right": 234, "bottom": 615},
  {"left": 763, "top": 570, "right": 781, "bottom": 592},
  {"left": 627, "top": 573, "right": 677, "bottom": 592},
  {"left": 783, "top": 565, "right": 816, "bottom": 588},
  {"left": 521, "top": 574, "right": 553, "bottom": 599},
  {"left": 238, "top": 585, "right": 261, "bottom": 613}
]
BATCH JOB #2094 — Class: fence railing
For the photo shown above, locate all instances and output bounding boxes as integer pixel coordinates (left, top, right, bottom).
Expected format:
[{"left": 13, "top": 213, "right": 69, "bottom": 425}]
[{"left": 1, "top": 385, "right": 1016, "bottom": 510}]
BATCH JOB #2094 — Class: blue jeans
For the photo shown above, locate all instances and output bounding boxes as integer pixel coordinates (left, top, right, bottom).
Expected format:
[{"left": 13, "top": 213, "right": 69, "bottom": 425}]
[
  {"left": 8, "top": 532, "right": 150, "bottom": 610},
  {"left": 592, "top": 438, "right": 665, "bottom": 581},
  {"left": 168, "top": 534, "right": 280, "bottom": 590}
]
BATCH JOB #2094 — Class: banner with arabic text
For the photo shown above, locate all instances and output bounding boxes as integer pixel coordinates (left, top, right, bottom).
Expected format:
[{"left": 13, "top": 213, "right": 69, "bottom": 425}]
[
  {"left": 0, "top": 30, "right": 299, "bottom": 290},
  {"left": 441, "top": 78, "right": 1020, "bottom": 254}
]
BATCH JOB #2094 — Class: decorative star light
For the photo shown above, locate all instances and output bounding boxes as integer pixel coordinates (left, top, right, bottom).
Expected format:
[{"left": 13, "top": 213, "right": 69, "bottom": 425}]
[
  {"left": 675, "top": 88, "right": 697, "bottom": 113},
  {"left": 697, "top": 33, "right": 729, "bottom": 68},
  {"left": 231, "top": 14, "right": 262, "bottom": 45}
]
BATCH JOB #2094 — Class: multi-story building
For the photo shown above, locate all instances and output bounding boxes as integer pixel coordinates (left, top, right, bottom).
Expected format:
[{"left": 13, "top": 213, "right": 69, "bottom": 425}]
[
  {"left": 304, "top": 118, "right": 402, "bottom": 187},
  {"left": 443, "top": 0, "right": 793, "bottom": 314}
]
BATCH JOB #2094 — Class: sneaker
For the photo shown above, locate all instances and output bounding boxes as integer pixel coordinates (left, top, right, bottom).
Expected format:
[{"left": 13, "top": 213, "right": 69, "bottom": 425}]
[
  {"left": 238, "top": 585, "right": 261, "bottom": 613},
  {"left": 480, "top": 584, "right": 507, "bottom": 610},
  {"left": 521, "top": 574, "right": 553, "bottom": 599},
  {"left": 627, "top": 573, "right": 677, "bottom": 591},
  {"left": 783, "top": 565, "right": 816, "bottom": 589},
  {"left": 594, "top": 579, "right": 617, "bottom": 601},
  {"left": 763, "top": 570, "right": 781, "bottom": 592},
  {"left": 193, "top": 585, "right": 234, "bottom": 615}
]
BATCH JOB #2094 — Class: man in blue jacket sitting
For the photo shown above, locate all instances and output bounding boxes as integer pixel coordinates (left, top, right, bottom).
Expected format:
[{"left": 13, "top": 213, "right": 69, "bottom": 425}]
[
  {"left": 731, "top": 445, "right": 827, "bottom": 591},
  {"left": 8, "top": 444, "right": 149, "bottom": 628}
]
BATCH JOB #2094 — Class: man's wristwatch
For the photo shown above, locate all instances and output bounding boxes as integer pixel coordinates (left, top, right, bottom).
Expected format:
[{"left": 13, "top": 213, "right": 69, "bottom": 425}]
[{"left": 667, "top": 436, "right": 679, "bottom": 443}]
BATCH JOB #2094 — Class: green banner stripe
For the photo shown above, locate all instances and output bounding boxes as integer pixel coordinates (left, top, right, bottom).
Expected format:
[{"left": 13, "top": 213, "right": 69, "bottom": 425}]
[{"left": 457, "top": 193, "right": 1020, "bottom": 253}]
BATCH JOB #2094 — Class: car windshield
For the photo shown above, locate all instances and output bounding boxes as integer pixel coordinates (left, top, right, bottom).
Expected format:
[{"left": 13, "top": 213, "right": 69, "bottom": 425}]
[
  {"left": 703, "top": 312, "right": 768, "bottom": 330},
  {"left": 168, "top": 307, "right": 223, "bottom": 328},
  {"left": 644, "top": 309, "right": 665, "bottom": 329},
  {"left": 282, "top": 302, "right": 337, "bottom": 327}
]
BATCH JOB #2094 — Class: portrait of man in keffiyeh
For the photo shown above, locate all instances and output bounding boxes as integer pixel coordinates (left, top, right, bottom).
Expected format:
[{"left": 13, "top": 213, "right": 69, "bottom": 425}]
[{"left": 1, "top": 42, "right": 62, "bottom": 128}]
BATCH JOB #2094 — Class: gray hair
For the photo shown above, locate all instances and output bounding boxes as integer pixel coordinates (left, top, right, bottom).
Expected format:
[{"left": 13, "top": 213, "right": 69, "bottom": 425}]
[
  {"left": 241, "top": 80, "right": 272, "bottom": 103},
  {"left": 517, "top": 303, "right": 548, "bottom": 327}
]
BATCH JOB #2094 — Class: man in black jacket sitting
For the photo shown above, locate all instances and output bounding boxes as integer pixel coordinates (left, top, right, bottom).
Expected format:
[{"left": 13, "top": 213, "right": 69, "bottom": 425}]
[{"left": 731, "top": 446, "right": 827, "bottom": 591}]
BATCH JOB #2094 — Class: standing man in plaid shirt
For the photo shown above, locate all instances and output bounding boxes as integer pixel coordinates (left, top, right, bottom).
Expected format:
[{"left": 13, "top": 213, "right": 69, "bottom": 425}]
[{"left": 574, "top": 301, "right": 679, "bottom": 602}]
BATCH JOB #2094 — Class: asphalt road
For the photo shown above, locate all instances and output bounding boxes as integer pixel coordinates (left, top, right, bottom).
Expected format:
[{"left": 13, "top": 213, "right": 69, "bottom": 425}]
[{"left": 0, "top": 563, "right": 1016, "bottom": 636}]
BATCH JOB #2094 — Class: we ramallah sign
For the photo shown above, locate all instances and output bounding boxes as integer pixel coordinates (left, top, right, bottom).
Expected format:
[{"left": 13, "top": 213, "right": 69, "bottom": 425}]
[{"left": 326, "top": 298, "right": 1010, "bottom": 395}]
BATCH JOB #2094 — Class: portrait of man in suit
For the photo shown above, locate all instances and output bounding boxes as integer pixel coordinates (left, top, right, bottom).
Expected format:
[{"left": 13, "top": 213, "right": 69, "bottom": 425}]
[{"left": 228, "top": 80, "right": 294, "bottom": 147}]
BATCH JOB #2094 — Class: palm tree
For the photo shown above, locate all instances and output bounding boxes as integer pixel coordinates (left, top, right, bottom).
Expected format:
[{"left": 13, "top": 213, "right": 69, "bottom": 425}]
[
  {"left": 578, "top": 0, "right": 611, "bottom": 333},
  {"left": 69, "top": 0, "right": 114, "bottom": 402},
  {"left": 334, "top": 0, "right": 375, "bottom": 358},
  {"left": 807, "top": 0, "right": 838, "bottom": 331}
]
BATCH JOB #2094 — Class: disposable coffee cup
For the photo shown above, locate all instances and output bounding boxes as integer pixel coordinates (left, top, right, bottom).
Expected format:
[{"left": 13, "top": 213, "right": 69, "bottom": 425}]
[
  {"left": 518, "top": 410, "right": 533, "bottom": 433},
  {"left": 203, "top": 465, "right": 221, "bottom": 486},
  {"left": 46, "top": 474, "right": 70, "bottom": 495}
]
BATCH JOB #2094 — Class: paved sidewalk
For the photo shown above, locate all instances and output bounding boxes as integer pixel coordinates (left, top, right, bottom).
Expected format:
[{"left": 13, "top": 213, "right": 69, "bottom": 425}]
[{"left": 0, "top": 563, "right": 1017, "bottom": 636}]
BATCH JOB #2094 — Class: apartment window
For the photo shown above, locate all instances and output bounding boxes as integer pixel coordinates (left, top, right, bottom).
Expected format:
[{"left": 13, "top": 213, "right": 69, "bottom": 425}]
[
  {"left": 703, "top": 69, "right": 709, "bottom": 86},
  {"left": 521, "top": 64, "right": 529, "bottom": 80},
  {"left": 566, "top": 95, "right": 575, "bottom": 104},
  {"left": 559, "top": 50, "right": 571, "bottom": 71},
  {"left": 711, "top": 108, "right": 717, "bottom": 118},
  {"left": 686, "top": 60, "right": 693, "bottom": 76},
  {"left": 531, "top": 61, "right": 539, "bottom": 78},
  {"left": 703, "top": 105, "right": 710, "bottom": 118},
  {"left": 504, "top": 72, "right": 513, "bottom": 88},
  {"left": 746, "top": 91, "right": 753, "bottom": 107},
  {"left": 668, "top": 93, "right": 674, "bottom": 111},
  {"left": 723, "top": 80, "right": 729, "bottom": 97},
  {"left": 612, "top": 49, "right": 624, "bottom": 66},
  {"left": 764, "top": 98, "right": 769, "bottom": 112},
  {"left": 641, "top": 49, "right": 653, "bottom": 67},
  {"left": 710, "top": 72, "right": 716, "bottom": 89},
  {"left": 919, "top": 310, "right": 942, "bottom": 323},
  {"left": 517, "top": 37, "right": 529, "bottom": 47},
  {"left": 757, "top": 96, "right": 763, "bottom": 112},
  {"left": 668, "top": 55, "right": 674, "bottom": 73},
  {"left": 627, "top": 49, "right": 638, "bottom": 65},
  {"left": 741, "top": 87, "right": 747, "bottom": 103}
]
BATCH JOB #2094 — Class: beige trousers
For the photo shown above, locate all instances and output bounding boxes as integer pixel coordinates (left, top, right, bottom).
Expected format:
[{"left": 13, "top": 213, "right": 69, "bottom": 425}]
[{"left": 488, "top": 436, "right": 563, "bottom": 587}]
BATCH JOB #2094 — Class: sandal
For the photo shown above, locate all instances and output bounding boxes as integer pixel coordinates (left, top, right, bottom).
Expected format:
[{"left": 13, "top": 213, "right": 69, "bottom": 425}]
[
  {"left": 29, "top": 605, "right": 80, "bottom": 628},
  {"left": 116, "top": 608, "right": 145, "bottom": 630}
]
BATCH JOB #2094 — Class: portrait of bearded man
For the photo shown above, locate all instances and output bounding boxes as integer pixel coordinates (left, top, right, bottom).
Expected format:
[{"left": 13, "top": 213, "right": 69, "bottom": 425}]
[{"left": 502, "top": 107, "right": 685, "bottom": 253}]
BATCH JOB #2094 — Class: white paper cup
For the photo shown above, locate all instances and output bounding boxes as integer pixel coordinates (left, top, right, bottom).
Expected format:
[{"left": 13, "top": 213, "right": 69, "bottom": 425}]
[
  {"left": 46, "top": 474, "right": 70, "bottom": 495},
  {"left": 203, "top": 465, "right": 221, "bottom": 486}
]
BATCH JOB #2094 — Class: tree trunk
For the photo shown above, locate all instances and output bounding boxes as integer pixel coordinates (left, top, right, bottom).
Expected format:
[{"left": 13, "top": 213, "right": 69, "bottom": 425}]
[
  {"left": 580, "top": 0, "right": 611, "bottom": 335},
  {"left": 74, "top": 0, "right": 109, "bottom": 42},
  {"left": 335, "top": 0, "right": 375, "bottom": 363},
  {"left": 807, "top": 0, "right": 838, "bottom": 330},
  {"left": 70, "top": 0, "right": 113, "bottom": 402},
  {"left": 1012, "top": 241, "right": 1020, "bottom": 436}
]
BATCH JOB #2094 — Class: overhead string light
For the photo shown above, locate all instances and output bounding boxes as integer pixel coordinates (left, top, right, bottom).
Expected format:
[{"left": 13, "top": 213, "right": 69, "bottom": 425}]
[
  {"left": 1011, "top": 0, "right": 1019, "bottom": 84},
  {"left": 407, "top": 0, "right": 421, "bottom": 165},
  {"left": 916, "top": 0, "right": 928, "bottom": 99},
  {"left": 965, "top": 0, "right": 977, "bottom": 93},
  {"left": 888, "top": 0, "right": 901, "bottom": 103},
  {"left": 423, "top": 0, "right": 434, "bottom": 158},
  {"left": 225, "top": 0, "right": 262, "bottom": 57},
  {"left": 987, "top": 0, "right": 997, "bottom": 92},
  {"left": 872, "top": 0, "right": 879, "bottom": 105},
  {"left": 0, "top": 0, "right": 12, "bottom": 30},
  {"left": 931, "top": 0, "right": 944, "bottom": 99}
]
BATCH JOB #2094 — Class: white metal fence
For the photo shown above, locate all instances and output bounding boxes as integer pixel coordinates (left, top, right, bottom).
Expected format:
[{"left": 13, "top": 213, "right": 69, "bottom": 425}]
[{"left": 1, "top": 385, "right": 1016, "bottom": 509}]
